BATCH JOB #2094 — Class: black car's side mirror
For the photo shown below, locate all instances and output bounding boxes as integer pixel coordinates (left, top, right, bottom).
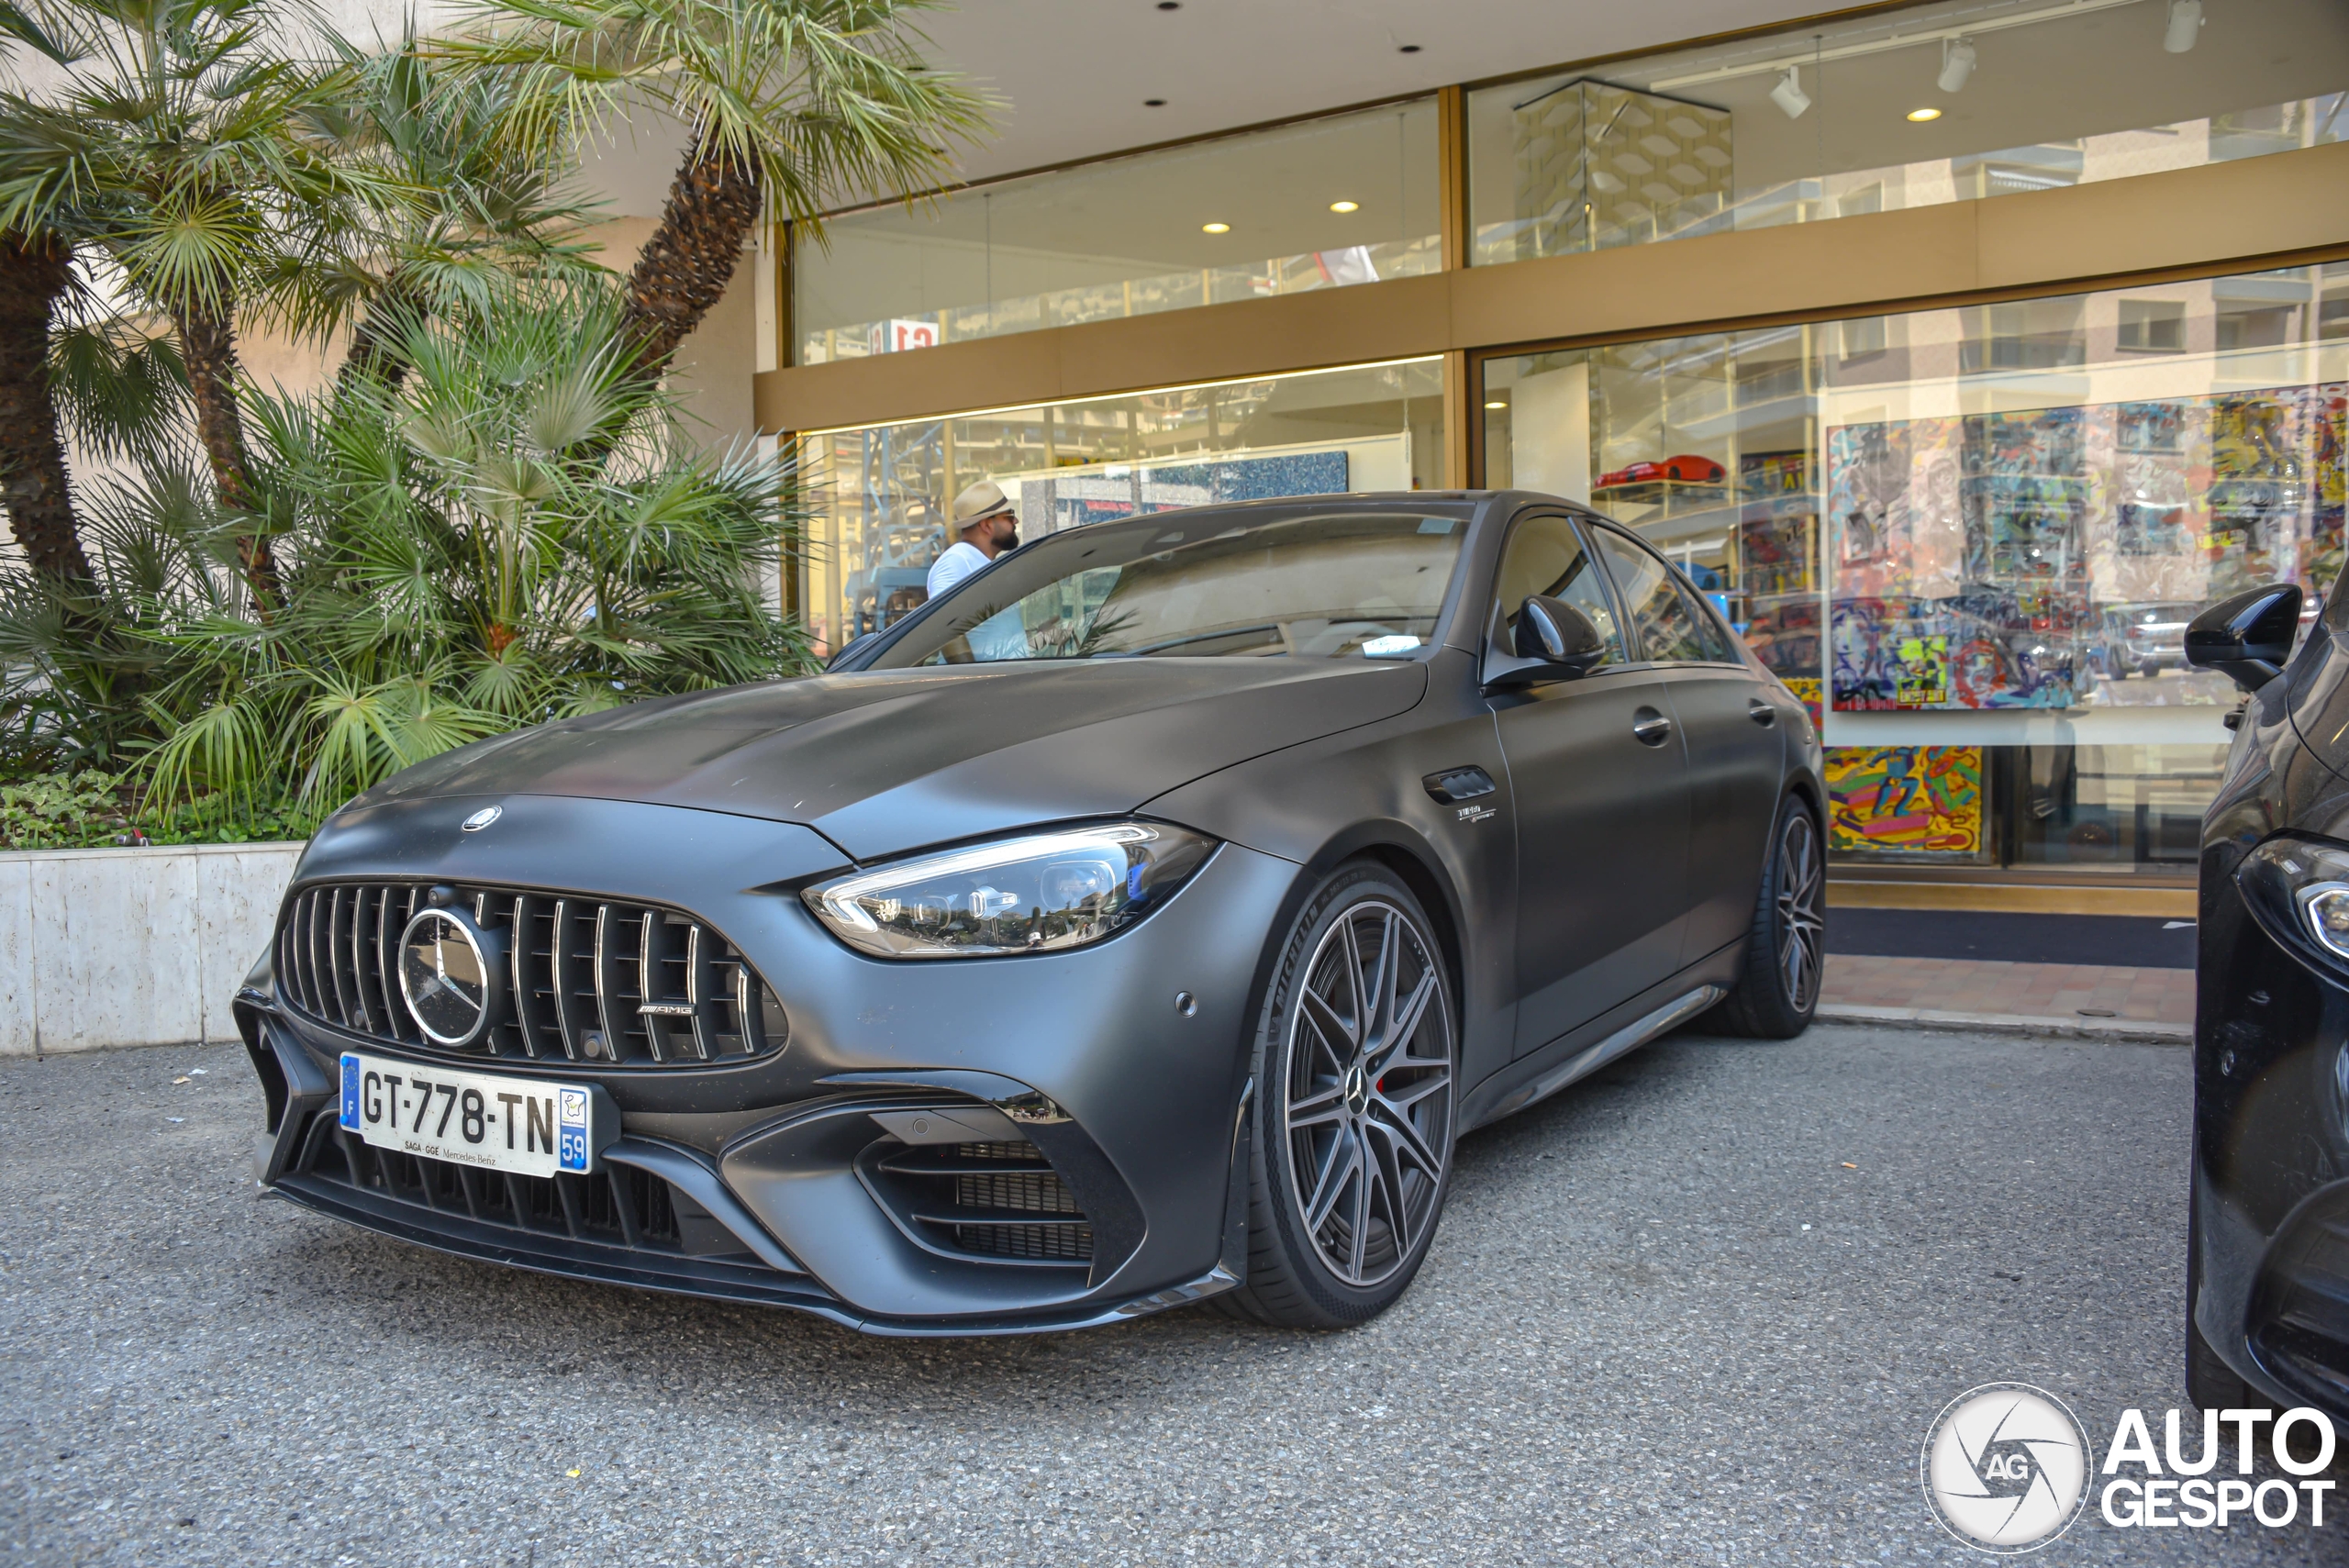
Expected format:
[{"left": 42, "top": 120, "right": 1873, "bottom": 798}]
[
  {"left": 1488, "top": 595, "right": 1608, "bottom": 690},
  {"left": 2185, "top": 584, "right": 2303, "bottom": 694}
]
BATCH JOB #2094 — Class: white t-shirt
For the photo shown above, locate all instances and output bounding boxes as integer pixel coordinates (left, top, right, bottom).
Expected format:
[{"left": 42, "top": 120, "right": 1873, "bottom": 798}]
[
  {"left": 924, "top": 539, "right": 1027, "bottom": 660},
  {"left": 926, "top": 540, "right": 992, "bottom": 598}
]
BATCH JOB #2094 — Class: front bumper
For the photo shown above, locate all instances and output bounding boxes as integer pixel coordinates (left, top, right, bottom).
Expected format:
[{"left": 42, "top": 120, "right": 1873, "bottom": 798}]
[
  {"left": 240, "top": 794, "right": 1297, "bottom": 1333},
  {"left": 2192, "top": 864, "right": 2349, "bottom": 1415}
]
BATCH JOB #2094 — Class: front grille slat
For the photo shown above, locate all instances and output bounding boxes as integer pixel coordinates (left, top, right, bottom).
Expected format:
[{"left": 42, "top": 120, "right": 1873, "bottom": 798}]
[
  {"left": 278, "top": 879, "right": 785, "bottom": 1069},
  {"left": 330, "top": 888, "right": 363, "bottom": 1029},
  {"left": 550, "top": 897, "right": 588, "bottom": 1060}
]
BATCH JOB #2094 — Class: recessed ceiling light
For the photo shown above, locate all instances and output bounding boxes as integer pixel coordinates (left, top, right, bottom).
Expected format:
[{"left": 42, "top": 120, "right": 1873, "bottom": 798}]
[
  {"left": 1398, "top": 43, "right": 1421, "bottom": 53},
  {"left": 1202, "top": 222, "right": 1230, "bottom": 234},
  {"left": 1484, "top": 400, "right": 1508, "bottom": 410},
  {"left": 1156, "top": 1, "right": 1180, "bottom": 9},
  {"left": 1330, "top": 200, "right": 1359, "bottom": 214},
  {"left": 1143, "top": 98, "right": 1166, "bottom": 107},
  {"left": 1906, "top": 106, "right": 1943, "bottom": 122}
]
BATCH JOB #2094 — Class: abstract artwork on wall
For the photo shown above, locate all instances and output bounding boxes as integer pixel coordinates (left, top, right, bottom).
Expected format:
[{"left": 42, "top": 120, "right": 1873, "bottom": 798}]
[{"left": 1824, "top": 745, "right": 1985, "bottom": 857}]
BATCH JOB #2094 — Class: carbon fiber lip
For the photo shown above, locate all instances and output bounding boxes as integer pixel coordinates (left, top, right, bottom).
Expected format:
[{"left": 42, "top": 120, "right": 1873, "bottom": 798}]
[{"left": 266, "top": 1174, "right": 1241, "bottom": 1337}]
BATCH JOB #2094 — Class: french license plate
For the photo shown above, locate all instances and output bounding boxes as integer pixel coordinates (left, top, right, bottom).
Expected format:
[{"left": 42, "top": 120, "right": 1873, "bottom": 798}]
[{"left": 339, "top": 1052, "right": 597, "bottom": 1177}]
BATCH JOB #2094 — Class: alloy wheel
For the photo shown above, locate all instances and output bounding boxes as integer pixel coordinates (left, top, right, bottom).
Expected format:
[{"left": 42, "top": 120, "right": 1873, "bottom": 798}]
[
  {"left": 1281, "top": 898, "right": 1454, "bottom": 1288},
  {"left": 1775, "top": 810, "right": 1824, "bottom": 1012}
]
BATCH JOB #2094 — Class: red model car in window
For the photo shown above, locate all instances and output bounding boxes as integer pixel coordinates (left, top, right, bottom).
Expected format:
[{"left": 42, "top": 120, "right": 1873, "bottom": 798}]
[{"left": 1595, "top": 454, "right": 1726, "bottom": 488}]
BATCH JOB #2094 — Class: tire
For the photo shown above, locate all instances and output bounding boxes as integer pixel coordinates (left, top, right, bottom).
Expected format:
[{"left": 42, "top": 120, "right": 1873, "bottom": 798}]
[
  {"left": 1218, "top": 862, "right": 1459, "bottom": 1329},
  {"left": 1710, "top": 795, "right": 1824, "bottom": 1040}
]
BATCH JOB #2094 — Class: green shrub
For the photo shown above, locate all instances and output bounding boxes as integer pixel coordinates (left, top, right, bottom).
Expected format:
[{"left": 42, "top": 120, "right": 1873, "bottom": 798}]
[{"left": 0, "top": 280, "right": 813, "bottom": 830}]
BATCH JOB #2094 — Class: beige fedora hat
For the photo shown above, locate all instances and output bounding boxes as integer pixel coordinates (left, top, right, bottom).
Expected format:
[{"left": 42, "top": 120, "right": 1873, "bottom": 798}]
[{"left": 952, "top": 480, "right": 1014, "bottom": 527}]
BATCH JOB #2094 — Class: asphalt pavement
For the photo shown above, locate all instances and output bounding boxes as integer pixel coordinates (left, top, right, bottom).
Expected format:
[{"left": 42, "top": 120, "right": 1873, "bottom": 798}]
[{"left": 4, "top": 1023, "right": 2341, "bottom": 1567}]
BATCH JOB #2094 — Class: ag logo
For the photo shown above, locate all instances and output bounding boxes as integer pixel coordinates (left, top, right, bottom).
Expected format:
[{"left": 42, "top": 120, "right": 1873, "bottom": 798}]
[{"left": 1921, "top": 1383, "right": 2094, "bottom": 1553}]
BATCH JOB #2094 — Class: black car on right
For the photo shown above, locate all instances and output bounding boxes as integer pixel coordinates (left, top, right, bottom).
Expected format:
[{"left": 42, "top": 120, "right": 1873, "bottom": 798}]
[{"left": 2188, "top": 580, "right": 2349, "bottom": 1419}]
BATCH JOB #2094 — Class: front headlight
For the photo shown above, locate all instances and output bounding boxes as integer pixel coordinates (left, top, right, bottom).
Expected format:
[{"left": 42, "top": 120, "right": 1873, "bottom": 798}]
[
  {"left": 803, "top": 821, "right": 1218, "bottom": 959},
  {"left": 2237, "top": 837, "right": 2349, "bottom": 969}
]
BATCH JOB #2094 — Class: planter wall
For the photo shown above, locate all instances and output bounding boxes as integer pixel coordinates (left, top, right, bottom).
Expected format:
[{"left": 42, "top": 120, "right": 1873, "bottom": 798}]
[{"left": 0, "top": 841, "right": 306, "bottom": 1056}]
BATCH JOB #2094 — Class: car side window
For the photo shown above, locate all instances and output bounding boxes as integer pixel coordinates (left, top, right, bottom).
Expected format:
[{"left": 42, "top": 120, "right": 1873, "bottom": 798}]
[
  {"left": 1590, "top": 527, "right": 1716, "bottom": 664},
  {"left": 1489, "top": 514, "right": 1626, "bottom": 669},
  {"left": 1675, "top": 581, "right": 1741, "bottom": 662}
]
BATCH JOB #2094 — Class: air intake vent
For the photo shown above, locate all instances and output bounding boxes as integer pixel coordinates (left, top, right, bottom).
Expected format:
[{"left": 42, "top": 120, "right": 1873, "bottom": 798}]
[
  {"left": 276, "top": 882, "right": 785, "bottom": 1066},
  {"left": 867, "top": 1139, "right": 1094, "bottom": 1266}
]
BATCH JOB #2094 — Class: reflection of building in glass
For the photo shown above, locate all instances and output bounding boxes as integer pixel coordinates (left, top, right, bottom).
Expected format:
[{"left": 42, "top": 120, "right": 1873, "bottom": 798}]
[
  {"left": 798, "top": 361, "right": 1443, "bottom": 654},
  {"left": 1483, "top": 260, "right": 2349, "bottom": 869}
]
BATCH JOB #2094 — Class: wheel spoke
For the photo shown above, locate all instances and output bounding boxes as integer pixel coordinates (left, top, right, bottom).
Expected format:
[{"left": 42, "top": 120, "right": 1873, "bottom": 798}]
[
  {"left": 1375, "top": 1065, "right": 1451, "bottom": 1116},
  {"left": 1365, "top": 910, "right": 1399, "bottom": 1046},
  {"left": 1364, "top": 1100, "right": 1444, "bottom": 1181},
  {"left": 1302, "top": 1127, "right": 1360, "bottom": 1235},
  {"left": 1297, "top": 988, "right": 1354, "bottom": 1072},
  {"left": 1375, "top": 970, "right": 1437, "bottom": 1065},
  {"left": 1286, "top": 1084, "right": 1347, "bottom": 1129},
  {"left": 1364, "top": 1129, "right": 1408, "bottom": 1255},
  {"left": 1345, "top": 1145, "right": 1371, "bottom": 1279}
]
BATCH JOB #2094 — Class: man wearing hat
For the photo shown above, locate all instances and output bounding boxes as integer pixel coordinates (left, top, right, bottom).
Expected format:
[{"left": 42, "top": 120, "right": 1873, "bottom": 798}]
[{"left": 926, "top": 479, "right": 1020, "bottom": 600}]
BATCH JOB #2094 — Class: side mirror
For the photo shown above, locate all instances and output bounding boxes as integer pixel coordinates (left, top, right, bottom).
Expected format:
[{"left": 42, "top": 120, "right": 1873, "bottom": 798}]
[
  {"left": 1488, "top": 595, "right": 1607, "bottom": 690},
  {"left": 2185, "top": 584, "right": 2303, "bottom": 694}
]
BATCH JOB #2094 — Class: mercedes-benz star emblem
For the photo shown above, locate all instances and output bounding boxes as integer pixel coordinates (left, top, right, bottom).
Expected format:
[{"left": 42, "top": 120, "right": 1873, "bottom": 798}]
[
  {"left": 398, "top": 907, "right": 492, "bottom": 1047},
  {"left": 462, "top": 805, "right": 503, "bottom": 832}
]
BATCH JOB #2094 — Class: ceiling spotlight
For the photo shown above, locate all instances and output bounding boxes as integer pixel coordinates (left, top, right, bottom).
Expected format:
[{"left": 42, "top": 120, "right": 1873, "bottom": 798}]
[
  {"left": 1330, "top": 200, "right": 1359, "bottom": 213},
  {"left": 1201, "top": 221, "right": 1230, "bottom": 234},
  {"left": 1769, "top": 65, "right": 1811, "bottom": 120},
  {"left": 1907, "top": 106, "right": 1943, "bottom": 122},
  {"left": 1143, "top": 97, "right": 1167, "bottom": 107},
  {"left": 1937, "top": 37, "right": 1976, "bottom": 94},
  {"left": 2165, "top": 0, "right": 2202, "bottom": 52},
  {"left": 1484, "top": 400, "right": 1508, "bottom": 410},
  {"left": 1398, "top": 44, "right": 1421, "bottom": 54}
]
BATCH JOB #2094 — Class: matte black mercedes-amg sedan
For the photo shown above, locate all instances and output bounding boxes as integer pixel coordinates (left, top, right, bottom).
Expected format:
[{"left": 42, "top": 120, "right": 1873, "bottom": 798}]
[
  {"left": 2188, "top": 581, "right": 2349, "bottom": 1419},
  {"left": 238, "top": 492, "right": 1824, "bottom": 1334}
]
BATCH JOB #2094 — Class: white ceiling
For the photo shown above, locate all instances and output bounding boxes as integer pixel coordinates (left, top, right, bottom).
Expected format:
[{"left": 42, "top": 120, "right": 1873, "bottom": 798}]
[{"left": 920, "top": 0, "right": 1831, "bottom": 183}]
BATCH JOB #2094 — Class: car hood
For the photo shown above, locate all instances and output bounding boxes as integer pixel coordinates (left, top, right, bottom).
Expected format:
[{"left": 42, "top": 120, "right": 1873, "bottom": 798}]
[{"left": 364, "top": 658, "right": 1429, "bottom": 862}]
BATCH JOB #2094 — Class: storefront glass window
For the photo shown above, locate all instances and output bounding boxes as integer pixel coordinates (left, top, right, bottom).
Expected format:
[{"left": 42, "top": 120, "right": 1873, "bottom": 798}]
[
  {"left": 795, "top": 100, "right": 1439, "bottom": 365},
  {"left": 1467, "top": 0, "right": 2348, "bottom": 265},
  {"left": 1484, "top": 261, "right": 2349, "bottom": 871},
  {"left": 796, "top": 358, "right": 1446, "bottom": 656}
]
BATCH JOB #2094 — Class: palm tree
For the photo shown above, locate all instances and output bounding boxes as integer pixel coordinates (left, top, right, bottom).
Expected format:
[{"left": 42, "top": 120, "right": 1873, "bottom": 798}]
[
  {"left": 287, "top": 32, "right": 607, "bottom": 395},
  {"left": 0, "top": 3, "right": 91, "bottom": 581},
  {"left": 0, "top": 0, "right": 395, "bottom": 604},
  {"left": 439, "top": 0, "right": 990, "bottom": 381},
  {"left": 0, "top": 229, "right": 91, "bottom": 579}
]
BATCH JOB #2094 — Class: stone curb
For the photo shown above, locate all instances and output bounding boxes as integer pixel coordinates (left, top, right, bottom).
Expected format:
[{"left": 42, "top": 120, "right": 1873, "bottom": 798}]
[{"left": 1816, "top": 1003, "right": 2191, "bottom": 1046}]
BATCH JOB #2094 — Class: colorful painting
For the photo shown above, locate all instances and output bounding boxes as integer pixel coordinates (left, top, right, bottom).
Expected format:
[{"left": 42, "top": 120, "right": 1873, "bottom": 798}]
[
  {"left": 1825, "top": 746, "right": 1985, "bottom": 856},
  {"left": 1781, "top": 676, "right": 1823, "bottom": 731}
]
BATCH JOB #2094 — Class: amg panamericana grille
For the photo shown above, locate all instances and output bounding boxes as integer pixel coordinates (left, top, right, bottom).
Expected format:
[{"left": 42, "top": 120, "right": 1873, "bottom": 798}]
[{"left": 276, "top": 882, "right": 785, "bottom": 1066}]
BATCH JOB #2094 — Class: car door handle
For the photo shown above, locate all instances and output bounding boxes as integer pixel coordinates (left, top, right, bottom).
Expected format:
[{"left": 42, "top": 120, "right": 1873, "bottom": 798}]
[
  {"left": 1631, "top": 708, "right": 1673, "bottom": 746},
  {"left": 1748, "top": 698, "right": 1776, "bottom": 727}
]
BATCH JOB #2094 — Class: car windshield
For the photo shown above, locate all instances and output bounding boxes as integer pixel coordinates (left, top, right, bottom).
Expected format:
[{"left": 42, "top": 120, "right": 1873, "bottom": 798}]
[{"left": 871, "top": 507, "right": 1469, "bottom": 667}]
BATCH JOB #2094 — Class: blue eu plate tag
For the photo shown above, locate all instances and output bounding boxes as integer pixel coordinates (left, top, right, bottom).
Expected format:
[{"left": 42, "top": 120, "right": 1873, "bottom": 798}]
[
  {"left": 340, "top": 1052, "right": 361, "bottom": 1130},
  {"left": 557, "top": 1087, "right": 591, "bottom": 1173}
]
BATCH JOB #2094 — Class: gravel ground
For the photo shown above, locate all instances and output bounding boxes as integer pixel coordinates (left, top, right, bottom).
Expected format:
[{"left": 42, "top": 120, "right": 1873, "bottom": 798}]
[{"left": 3, "top": 1022, "right": 2342, "bottom": 1567}]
